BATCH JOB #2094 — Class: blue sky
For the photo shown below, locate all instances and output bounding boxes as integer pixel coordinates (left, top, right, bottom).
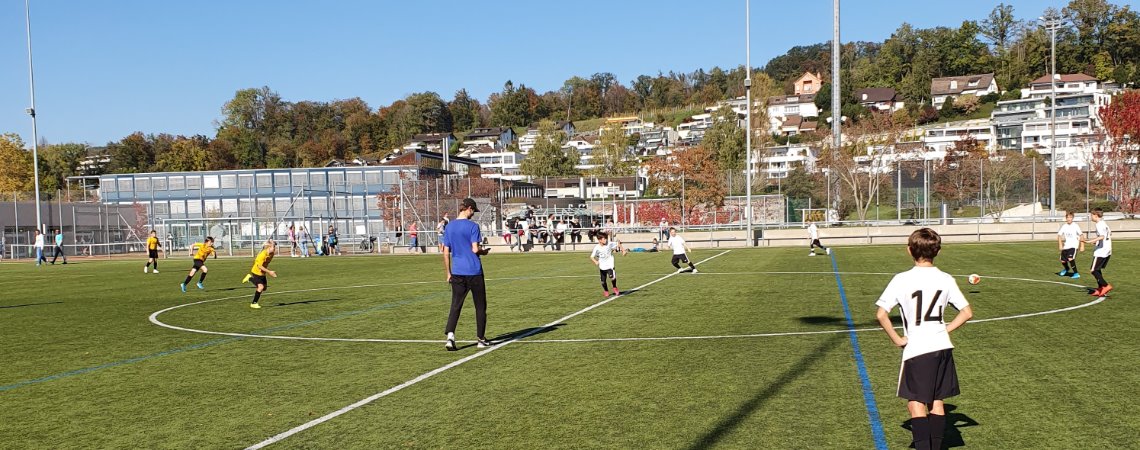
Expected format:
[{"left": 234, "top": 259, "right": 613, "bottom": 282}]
[{"left": 1, "top": 0, "right": 1060, "bottom": 146}]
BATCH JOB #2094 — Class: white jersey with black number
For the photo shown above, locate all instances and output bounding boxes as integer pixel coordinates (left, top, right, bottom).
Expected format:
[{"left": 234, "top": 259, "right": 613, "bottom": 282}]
[
  {"left": 667, "top": 236, "right": 687, "bottom": 256},
  {"left": 1093, "top": 220, "right": 1112, "bottom": 257},
  {"left": 592, "top": 242, "right": 618, "bottom": 270},
  {"left": 1057, "top": 223, "right": 1082, "bottom": 250},
  {"left": 875, "top": 266, "right": 970, "bottom": 361}
]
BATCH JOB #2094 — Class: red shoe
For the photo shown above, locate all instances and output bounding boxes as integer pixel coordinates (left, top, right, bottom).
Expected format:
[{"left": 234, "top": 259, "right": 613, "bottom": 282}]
[
  {"left": 1101, "top": 284, "right": 1113, "bottom": 296},
  {"left": 1090, "top": 287, "right": 1104, "bottom": 297},
  {"left": 603, "top": 290, "right": 610, "bottom": 298},
  {"left": 612, "top": 288, "right": 620, "bottom": 296}
]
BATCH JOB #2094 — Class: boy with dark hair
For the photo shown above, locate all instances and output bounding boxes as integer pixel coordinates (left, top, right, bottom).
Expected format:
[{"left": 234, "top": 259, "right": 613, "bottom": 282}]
[
  {"left": 50, "top": 229, "right": 67, "bottom": 264},
  {"left": 1056, "top": 211, "right": 1083, "bottom": 278},
  {"left": 666, "top": 227, "right": 697, "bottom": 273},
  {"left": 875, "top": 228, "right": 974, "bottom": 450},
  {"left": 248, "top": 240, "right": 278, "bottom": 309},
  {"left": 181, "top": 236, "right": 216, "bottom": 292},
  {"left": 1082, "top": 208, "right": 1113, "bottom": 296},
  {"left": 807, "top": 221, "right": 830, "bottom": 256},
  {"left": 145, "top": 230, "right": 161, "bottom": 273},
  {"left": 590, "top": 232, "right": 628, "bottom": 297},
  {"left": 442, "top": 199, "right": 492, "bottom": 351}
]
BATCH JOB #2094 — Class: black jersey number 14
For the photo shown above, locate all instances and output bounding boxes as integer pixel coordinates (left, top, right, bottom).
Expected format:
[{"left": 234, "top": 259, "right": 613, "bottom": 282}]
[{"left": 911, "top": 290, "right": 945, "bottom": 326}]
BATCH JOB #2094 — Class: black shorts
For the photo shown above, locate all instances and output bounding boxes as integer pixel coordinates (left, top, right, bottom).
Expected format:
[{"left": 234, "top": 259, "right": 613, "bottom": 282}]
[
  {"left": 898, "top": 349, "right": 960, "bottom": 404},
  {"left": 599, "top": 268, "right": 616, "bottom": 279},
  {"left": 1091, "top": 255, "right": 1111, "bottom": 272},
  {"left": 148, "top": 249, "right": 159, "bottom": 259},
  {"left": 671, "top": 254, "right": 689, "bottom": 265},
  {"left": 191, "top": 259, "right": 205, "bottom": 270},
  {"left": 250, "top": 274, "right": 268, "bottom": 287},
  {"left": 1059, "top": 248, "right": 1076, "bottom": 262}
]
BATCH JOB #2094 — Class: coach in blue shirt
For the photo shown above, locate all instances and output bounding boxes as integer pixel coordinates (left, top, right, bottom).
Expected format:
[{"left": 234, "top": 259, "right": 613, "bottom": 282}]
[{"left": 442, "top": 198, "right": 492, "bottom": 351}]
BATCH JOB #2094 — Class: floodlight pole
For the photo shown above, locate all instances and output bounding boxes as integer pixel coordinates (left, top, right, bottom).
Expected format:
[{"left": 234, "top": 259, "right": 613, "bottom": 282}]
[
  {"left": 745, "top": 0, "right": 753, "bottom": 244},
  {"left": 25, "top": 0, "right": 44, "bottom": 233},
  {"left": 831, "top": 0, "right": 841, "bottom": 223},
  {"left": 1041, "top": 13, "right": 1063, "bottom": 217}
]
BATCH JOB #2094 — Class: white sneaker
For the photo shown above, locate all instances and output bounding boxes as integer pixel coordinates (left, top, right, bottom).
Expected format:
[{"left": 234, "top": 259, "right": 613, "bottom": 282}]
[
  {"left": 445, "top": 339, "right": 457, "bottom": 351},
  {"left": 676, "top": 268, "right": 685, "bottom": 274},
  {"left": 691, "top": 268, "right": 699, "bottom": 274},
  {"left": 144, "top": 267, "right": 148, "bottom": 273},
  {"left": 153, "top": 270, "right": 159, "bottom": 274},
  {"left": 826, "top": 248, "right": 832, "bottom": 255}
]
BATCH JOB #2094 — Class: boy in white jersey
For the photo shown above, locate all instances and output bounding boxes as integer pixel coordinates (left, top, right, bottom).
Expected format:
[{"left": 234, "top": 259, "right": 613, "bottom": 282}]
[
  {"left": 1082, "top": 208, "right": 1113, "bottom": 297},
  {"left": 807, "top": 221, "right": 830, "bottom": 256},
  {"left": 590, "top": 232, "right": 628, "bottom": 297},
  {"left": 666, "top": 227, "right": 697, "bottom": 273},
  {"left": 1056, "top": 211, "right": 1084, "bottom": 279},
  {"left": 875, "top": 228, "right": 973, "bottom": 450}
]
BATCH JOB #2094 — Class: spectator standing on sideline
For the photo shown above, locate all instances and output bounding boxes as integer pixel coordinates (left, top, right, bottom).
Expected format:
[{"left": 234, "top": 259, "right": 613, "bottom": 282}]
[
  {"left": 288, "top": 224, "right": 298, "bottom": 257},
  {"left": 407, "top": 221, "right": 420, "bottom": 253},
  {"left": 437, "top": 213, "right": 450, "bottom": 253},
  {"left": 326, "top": 226, "right": 341, "bottom": 256},
  {"left": 555, "top": 219, "right": 568, "bottom": 251},
  {"left": 570, "top": 218, "right": 582, "bottom": 247},
  {"left": 34, "top": 229, "right": 46, "bottom": 266},
  {"left": 442, "top": 198, "right": 492, "bottom": 351},
  {"left": 298, "top": 226, "right": 311, "bottom": 257},
  {"left": 659, "top": 218, "right": 669, "bottom": 242},
  {"left": 50, "top": 229, "right": 67, "bottom": 264}
]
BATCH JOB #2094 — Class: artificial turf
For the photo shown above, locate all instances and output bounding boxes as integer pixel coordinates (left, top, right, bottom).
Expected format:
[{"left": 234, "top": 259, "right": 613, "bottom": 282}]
[{"left": 1, "top": 240, "right": 1136, "bottom": 448}]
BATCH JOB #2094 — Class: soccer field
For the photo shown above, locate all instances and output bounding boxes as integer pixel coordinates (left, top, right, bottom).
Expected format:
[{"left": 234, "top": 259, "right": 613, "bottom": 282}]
[{"left": 2, "top": 242, "right": 1137, "bottom": 449}]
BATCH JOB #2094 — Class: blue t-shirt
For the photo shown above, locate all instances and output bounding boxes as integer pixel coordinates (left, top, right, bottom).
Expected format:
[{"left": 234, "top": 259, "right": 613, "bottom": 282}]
[
  {"left": 55, "top": 233, "right": 64, "bottom": 245},
  {"left": 444, "top": 219, "right": 482, "bottom": 276}
]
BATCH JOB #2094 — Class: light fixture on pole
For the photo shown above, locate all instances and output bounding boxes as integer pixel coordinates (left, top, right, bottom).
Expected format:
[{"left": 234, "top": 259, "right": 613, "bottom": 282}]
[
  {"left": 25, "top": 0, "right": 44, "bottom": 233},
  {"left": 1040, "top": 11, "right": 1065, "bottom": 217},
  {"left": 745, "top": 0, "right": 753, "bottom": 244}
]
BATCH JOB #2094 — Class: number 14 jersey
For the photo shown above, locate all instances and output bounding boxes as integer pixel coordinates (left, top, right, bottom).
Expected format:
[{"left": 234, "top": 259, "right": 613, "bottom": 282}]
[{"left": 876, "top": 266, "right": 970, "bottom": 361}]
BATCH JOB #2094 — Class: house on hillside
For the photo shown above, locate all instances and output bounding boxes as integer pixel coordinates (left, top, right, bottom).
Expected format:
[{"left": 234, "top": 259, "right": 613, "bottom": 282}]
[
  {"left": 464, "top": 127, "right": 517, "bottom": 150},
  {"left": 854, "top": 88, "right": 905, "bottom": 113},
  {"left": 519, "top": 121, "right": 575, "bottom": 152},
  {"left": 325, "top": 156, "right": 381, "bottom": 168},
  {"left": 794, "top": 72, "right": 823, "bottom": 95},
  {"left": 777, "top": 115, "right": 818, "bottom": 136},
  {"left": 78, "top": 146, "right": 111, "bottom": 175},
  {"left": 405, "top": 132, "right": 456, "bottom": 153},
  {"left": 766, "top": 94, "right": 818, "bottom": 134},
  {"left": 381, "top": 149, "right": 480, "bottom": 177},
  {"left": 1023, "top": 73, "right": 1103, "bottom": 99},
  {"left": 931, "top": 73, "right": 998, "bottom": 109}
]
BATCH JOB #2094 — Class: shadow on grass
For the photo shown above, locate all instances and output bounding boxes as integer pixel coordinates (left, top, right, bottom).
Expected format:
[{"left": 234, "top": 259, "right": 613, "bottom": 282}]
[
  {"left": 456, "top": 324, "right": 568, "bottom": 350},
  {"left": 901, "top": 404, "right": 978, "bottom": 448},
  {"left": 798, "top": 315, "right": 845, "bottom": 326},
  {"left": 270, "top": 298, "right": 341, "bottom": 307},
  {"left": 685, "top": 334, "right": 846, "bottom": 450},
  {"left": 0, "top": 301, "right": 63, "bottom": 309}
]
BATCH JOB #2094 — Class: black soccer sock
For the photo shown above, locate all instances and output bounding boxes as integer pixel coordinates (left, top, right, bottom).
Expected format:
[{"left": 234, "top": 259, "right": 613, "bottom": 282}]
[
  {"left": 688, "top": 261, "right": 696, "bottom": 270},
  {"left": 911, "top": 417, "right": 931, "bottom": 450},
  {"left": 146, "top": 261, "right": 151, "bottom": 268},
  {"left": 153, "top": 261, "right": 158, "bottom": 270},
  {"left": 1092, "top": 269, "right": 1107, "bottom": 286},
  {"left": 183, "top": 275, "right": 192, "bottom": 285},
  {"left": 928, "top": 414, "right": 945, "bottom": 450},
  {"left": 1067, "top": 261, "right": 1076, "bottom": 274},
  {"left": 252, "top": 291, "right": 262, "bottom": 304},
  {"left": 199, "top": 272, "right": 207, "bottom": 283},
  {"left": 610, "top": 278, "right": 618, "bottom": 289}
]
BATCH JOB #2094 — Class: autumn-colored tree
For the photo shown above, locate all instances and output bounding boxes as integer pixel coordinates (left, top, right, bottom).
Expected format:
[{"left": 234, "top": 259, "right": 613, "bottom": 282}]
[
  {"left": 1098, "top": 90, "right": 1140, "bottom": 212},
  {"left": 983, "top": 151, "right": 1032, "bottom": 220},
  {"left": 0, "top": 133, "right": 33, "bottom": 195},
  {"left": 933, "top": 136, "right": 988, "bottom": 209},
  {"left": 822, "top": 113, "right": 904, "bottom": 222},
  {"left": 645, "top": 145, "right": 727, "bottom": 211}
]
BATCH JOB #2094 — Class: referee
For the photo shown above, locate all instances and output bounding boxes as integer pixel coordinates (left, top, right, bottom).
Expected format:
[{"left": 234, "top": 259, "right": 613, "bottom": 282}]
[{"left": 442, "top": 198, "right": 492, "bottom": 351}]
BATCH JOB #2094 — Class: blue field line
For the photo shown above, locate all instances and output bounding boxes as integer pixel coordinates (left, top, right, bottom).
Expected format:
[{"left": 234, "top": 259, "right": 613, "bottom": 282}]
[{"left": 828, "top": 251, "right": 889, "bottom": 450}]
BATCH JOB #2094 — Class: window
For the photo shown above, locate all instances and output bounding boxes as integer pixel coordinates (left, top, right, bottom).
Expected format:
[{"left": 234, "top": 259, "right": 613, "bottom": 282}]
[
  {"left": 135, "top": 178, "right": 150, "bottom": 193},
  {"left": 118, "top": 179, "right": 133, "bottom": 193},
  {"left": 222, "top": 199, "right": 238, "bottom": 214},
  {"left": 239, "top": 199, "right": 254, "bottom": 215},
  {"left": 152, "top": 202, "right": 169, "bottom": 215},
  {"left": 170, "top": 200, "right": 186, "bottom": 216},
  {"left": 203, "top": 175, "right": 220, "bottom": 189},
  {"left": 274, "top": 173, "right": 290, "bottom": 188},
  {"left": 185, "top": 176, "right": 201, "bottom": 190},
  {"left": 169, "top": 176, "right": 185, "bottom": 191},
  {"left": 256, "top": 174, "right": 272, "bottom": 189},
  {"left": 238, "top": 175, "right": 253, "bottom": 189},
  {"left": 221, "top": 175, "right": 237, "bottom": 189},
  {"left": 152, "top": 177, "right": 167, "bottom": 191},
  {"left": 204, "top": 199, "right": 221, "bottom": 215},
  {"left": 310, "top": 173, "right": 327, "bottom": 187},
  {"left": 785, "top": 106, "right": 799, "bottom": 114},
  {"left": 187, "top": 200, "right": 202, "bottom": 215}
]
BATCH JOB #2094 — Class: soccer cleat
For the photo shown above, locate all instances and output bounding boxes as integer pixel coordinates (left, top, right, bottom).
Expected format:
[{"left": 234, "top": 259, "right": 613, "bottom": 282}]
[
  {"left": 612, "top": 288, "right": 620, "bottom": 296},
  {"left": 241, "top": 274, "right": 251, "bottom": 284},
  {"left": 250, "top": 303, "right": 261, "bottom": 309},
  {"left": 691, "top": 268, "right": 699, "bottom": 274},
  {"left": 676, "top": 268, "right": 685, "bottom": 274},
  {"left": 1069, "top": 273, "right": 1079, "bottom": 279},
  {"left": 477, "top": 339, "right": 492, "bottom": 349},
  {"left": 444, "top": 339, "right": 457, "bottom": 351},
  {"left": 603, "top": 290, "right": 610, "bottom": 298},
  {"left": 808, "top": 252, "right": 815, "bottom": 257},
  {"left": 826, "top": 248, "right": 832, "bottom": 255},
  {"left": 144, "top": 267, "right": 149, "bottom": 273},
  {"left": 1090, "top": 287, "right": 1104, "bottom": 297},
  {"left": 180, "top": 283, "right": 187, "bottom": 293},
  {"left": 1101, "top": 284, "right": 1113, "bottom": 296},
  {"left": 1058, "top": 270, "right": 1068, "bottom": 277},
  {"left": 153, "top": 270, "right": 158, "bottom": 274},
  {"left": 196, "top": 282, "right": 204, "bottom": 290}
]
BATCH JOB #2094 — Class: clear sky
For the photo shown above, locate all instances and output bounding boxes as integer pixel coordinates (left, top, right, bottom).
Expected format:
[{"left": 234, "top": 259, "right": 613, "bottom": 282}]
[{"left": 1, "top": 0, "right": 1061, "bottom": 146}]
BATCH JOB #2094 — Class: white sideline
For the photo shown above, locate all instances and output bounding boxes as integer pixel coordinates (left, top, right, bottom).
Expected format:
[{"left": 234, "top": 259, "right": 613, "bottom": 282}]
[{"left": 243, "top": 250, "right": 731, "bottom": 449}]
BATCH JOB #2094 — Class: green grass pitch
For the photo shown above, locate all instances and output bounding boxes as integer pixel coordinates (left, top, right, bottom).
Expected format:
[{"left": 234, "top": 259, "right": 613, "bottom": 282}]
[{"left": 1, "top": 241, "right": 1137, "bottom": 448}]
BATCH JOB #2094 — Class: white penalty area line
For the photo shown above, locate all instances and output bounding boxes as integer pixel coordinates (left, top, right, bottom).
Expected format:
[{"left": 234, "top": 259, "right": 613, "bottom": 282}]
[{"left": 243, "top": 250, "right": 731, "bottom": 449}]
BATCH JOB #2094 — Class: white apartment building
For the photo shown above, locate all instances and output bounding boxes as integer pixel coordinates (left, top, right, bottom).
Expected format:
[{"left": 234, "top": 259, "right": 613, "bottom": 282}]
[
  {"left": 921, "top": 119, "right": 995, "bottom": 159},
  {"left": 766, "top": 94, "right": 819, "bottom": 134},
  {"left": 757, "top": 144, "right": 819, "bottom": 179},
  {"left": 467, "top": 148, "right": 527, "bottom": 181}
]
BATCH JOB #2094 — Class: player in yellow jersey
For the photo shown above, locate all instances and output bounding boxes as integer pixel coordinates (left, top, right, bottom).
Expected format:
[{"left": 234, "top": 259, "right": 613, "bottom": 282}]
[
  {"left": 144, "top": 230, "right": 162, "bottom": 274},
  {"left": 248, "top": 240, "right": 278, "bottom": 309},
  {"left": 181, "top": 236, "right": 216, "bottom": 292}
]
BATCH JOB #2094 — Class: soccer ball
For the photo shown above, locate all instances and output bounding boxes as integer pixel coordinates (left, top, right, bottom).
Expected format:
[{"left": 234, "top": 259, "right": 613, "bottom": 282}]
[{"left": 967, "top": 274, "right": 981, "bottom": 285}]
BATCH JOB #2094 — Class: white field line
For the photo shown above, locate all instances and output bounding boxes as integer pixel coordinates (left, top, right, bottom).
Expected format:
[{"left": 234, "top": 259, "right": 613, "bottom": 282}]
[{"left": 243, "top": 250, "right": 731, "bottom": 449}]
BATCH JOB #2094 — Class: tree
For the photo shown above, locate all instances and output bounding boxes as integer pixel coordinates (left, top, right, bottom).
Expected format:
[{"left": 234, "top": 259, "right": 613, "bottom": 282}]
[
  {"left": 645, "top": 145, "right": 727, "bottom": 210},
  {"left": 822, "top": 113, "right": 903, "bottom": 222},
  {"left": 107, "top": 132, "right": 155, "bottom": 173},
  {"left": 520, "top": 120, "right": 577, "bottom": 178},
  {"left": 983, "top": 151, "right": 1032, "bottom": 220},
  {"left": 489, "top": 81, "right": 533, "bottom": 127},
  {"left": 1098, "top": 90, "right": 1140, "bottom": 212},
  {"left": 592, "top": 122, "right": 634, "bottom": 176},
  {"left": 933, "top": 137, "right": 987, "bottom": 209},
  {"left": 39, "top": 142, "right": 88, "bottom": 193},
  {"left": 981, "top": 3, "right": 1024, "bottom": 88},
  {"left": 154, "top": 136, "right": 211, "bottom": 172},
  {"left": 449, "top": 89, "right": 480, "bottom": 131},
  {"left": 0, "top": 133, "right": 33, "bottom": 194},
  {"left": 702, "top": 107, "right": 746, "bottom": 172}
]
